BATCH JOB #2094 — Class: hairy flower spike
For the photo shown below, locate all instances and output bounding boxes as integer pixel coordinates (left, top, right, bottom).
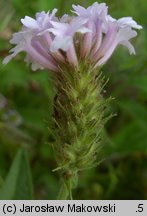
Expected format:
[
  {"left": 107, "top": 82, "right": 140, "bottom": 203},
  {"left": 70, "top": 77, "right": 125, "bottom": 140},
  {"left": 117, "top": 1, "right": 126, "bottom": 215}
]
[{"left": 3, "top": 2, "right": 142, "bottom": 199}]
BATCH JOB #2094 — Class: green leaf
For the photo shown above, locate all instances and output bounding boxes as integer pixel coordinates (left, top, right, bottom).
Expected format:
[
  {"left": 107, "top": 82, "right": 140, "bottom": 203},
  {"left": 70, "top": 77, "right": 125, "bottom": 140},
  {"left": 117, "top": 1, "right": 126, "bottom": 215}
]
[
  {"left": 0, "top": 0, "right": 14, "bottom": 30},
  {"left": 0, "top": 60, "right": 29, "bottom": 88},
  {"left": 112, "top": 121, "right": 147, "bottom": 153},
  {"left": 118, "top": 100, "right": 147, "bottom": 131},
  {"left": 37, "top": 0, "right": 58, "bottom": 11},
  {"left": 0, "top": 148, "right": 33, "bottom": 200},
  {"left": 0, "top": 123, "right": 34, "bottom": 148},
  {"left": 0, "top": 176, "right": 4, "bottom": 189},
  {"left": 131, "top": 76, "right": 147, "bottom": 94}
]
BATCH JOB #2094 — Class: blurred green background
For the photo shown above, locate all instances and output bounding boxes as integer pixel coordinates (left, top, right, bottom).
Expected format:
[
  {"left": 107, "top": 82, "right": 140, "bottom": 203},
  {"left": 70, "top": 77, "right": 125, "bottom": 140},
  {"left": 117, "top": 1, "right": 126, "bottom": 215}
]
[{"left": 0, "top": 0, "right": 147, "bottom": 200}]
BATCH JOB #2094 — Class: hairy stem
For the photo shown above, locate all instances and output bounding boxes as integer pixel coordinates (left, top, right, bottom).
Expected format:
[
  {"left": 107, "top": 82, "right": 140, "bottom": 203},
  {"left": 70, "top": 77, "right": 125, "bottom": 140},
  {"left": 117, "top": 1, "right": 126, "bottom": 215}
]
[{"left": 57, "top": 179, "right": 69, "bottom": 200}]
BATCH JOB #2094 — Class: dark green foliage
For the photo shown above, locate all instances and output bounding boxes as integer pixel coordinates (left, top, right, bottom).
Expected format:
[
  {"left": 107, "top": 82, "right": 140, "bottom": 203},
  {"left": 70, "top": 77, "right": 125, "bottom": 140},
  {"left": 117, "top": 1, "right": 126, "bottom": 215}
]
[
  {"left": 0, "top": 149, "right": 33, "bottom": 199},
  {"left": 0, "top": 0, "right": 146, "bottom": 200}
]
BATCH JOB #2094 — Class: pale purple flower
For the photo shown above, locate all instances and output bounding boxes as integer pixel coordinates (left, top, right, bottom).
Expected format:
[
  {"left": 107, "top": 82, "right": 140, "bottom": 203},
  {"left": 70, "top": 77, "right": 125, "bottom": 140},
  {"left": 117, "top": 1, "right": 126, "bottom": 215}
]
[
  {"left": 94, "top": 25, "right": 138, "bottom": 67},
  {"left": 72, "top": 2, "right": 108, "bottom": 23},
  {"left": 49, "top": 17, "right": 90, "bottom": 66},
  {"left": 21, "top": 9, "right": 57, "bottom": 33},
  {"left": 3, "top": 10, "right": 59, "bottom": 71},
  {"left": 107, "top": 16, "right": 142, "bottom": 30},
  {"left": 3, "top": 2, "right": 142, "bottom": 71},
  {"left": 3, "top": 30, "right": 58, "bottom": 71},
  {"left": 49, "top": 18, "right": 90, "bottom": 52},
  {"left": 72, "top": 2, "right": 108, "bottom": 57},
  {"left": 92, "top": 15, "right": 142, "bottom": 67}
]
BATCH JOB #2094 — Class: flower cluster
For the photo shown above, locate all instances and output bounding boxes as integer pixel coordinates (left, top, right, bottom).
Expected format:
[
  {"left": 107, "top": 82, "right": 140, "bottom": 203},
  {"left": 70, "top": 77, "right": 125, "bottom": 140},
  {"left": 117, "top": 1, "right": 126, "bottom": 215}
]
[{"left": 3, "top": 2, "right": 142, "bottom": 71}]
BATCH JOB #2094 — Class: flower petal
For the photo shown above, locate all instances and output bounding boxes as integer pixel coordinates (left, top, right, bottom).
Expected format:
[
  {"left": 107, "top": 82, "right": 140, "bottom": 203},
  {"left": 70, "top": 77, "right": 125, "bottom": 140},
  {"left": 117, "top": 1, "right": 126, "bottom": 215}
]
[
  {"left": 21, "top": 16, "right": 39, "bottom": 29},
  {"left": 50, "top": 36, "right": 72, "bottom": 52},
  {"left": 118, "top": 17, "right": 142, "bottom": 29}
]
